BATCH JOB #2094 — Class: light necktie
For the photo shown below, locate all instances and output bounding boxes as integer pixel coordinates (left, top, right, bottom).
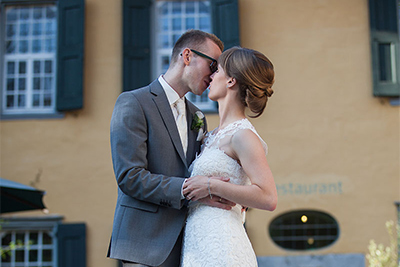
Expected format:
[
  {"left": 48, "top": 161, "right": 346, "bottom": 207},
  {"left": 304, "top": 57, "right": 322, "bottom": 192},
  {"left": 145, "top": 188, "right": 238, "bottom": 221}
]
[{"left": 175, "top": 98, "right": 187, "bottom": 156}]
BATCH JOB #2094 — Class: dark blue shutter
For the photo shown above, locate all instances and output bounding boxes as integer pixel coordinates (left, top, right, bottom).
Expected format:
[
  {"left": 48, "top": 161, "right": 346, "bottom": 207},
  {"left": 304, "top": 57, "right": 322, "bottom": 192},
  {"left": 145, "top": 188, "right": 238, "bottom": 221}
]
[
  {"left": 211, "top": 0, "right": 240, "bottom": 50},
  {"left": 57, "top": 223, "right": 86, "bottom": 267},
  {"left": 369, "top": 0, "right": 400, "bottom": 97},
  {"left": 123, "top": 0, "right": 151, "bottom": 92},
  {"left": 56, "top": 0, "right": 85, "bottom": 110}
]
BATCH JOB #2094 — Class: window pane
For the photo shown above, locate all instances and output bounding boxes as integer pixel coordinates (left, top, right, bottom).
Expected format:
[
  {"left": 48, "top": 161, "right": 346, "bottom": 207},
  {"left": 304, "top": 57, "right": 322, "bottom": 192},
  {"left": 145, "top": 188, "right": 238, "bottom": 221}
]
[
  {"left": 20, "top": 8, "right": 30, "bottom": 20},
  {"left": 34, "top": 61, "right": 41, "bottom": 73},
  {"left": 1, "top": 233, "right": 12, "bottom": 246},
  {"left": 186, "top": 2, "right": 195, "bottom": 14},
  {"left": 172, "top": 18, "right": 181, "bottom": 31},
  {"left": 6, "top": 8, "right": 17, "bottom": 22},
  {"left": 45, "top": 21, "right": 56, "bottom": 35},
  {"left": 18, "top": 78, "right": 26, "bottom": 90},
  {"left": 1, "top": 252, "right": 11, "bottom": 262},
  {"left": 46, "top": 6, "right": 56, "bottom": 19},
  {"left": 7, "top": 95, "right": 15, "bottom": 107},
  {"left": 45, "top": 38, "right": 56, "bottom": 52},
  {"left": 33, "top": 94, "right": 40, "bottom": 106},
  {"left": 199, "top": 2, "right": 209, "bottom": 13},
  {"left": 16, "top": 233, "right": 24, "bottom": 243},
  {"left": 29, "top": 232, "right": 39, "bottom": 245},
  {"left": 44, "top": 77, "right": 52, "bottom": 90},
  {"left": 15, "top": 249, "right": 25, "bottom": 262},
  {"left": 19, "top": 62, "right": 26, "bottom": 74},
  {"left": 29, "top": 249, "right": 38, "bottom": 262},
  {"left": 161, "top": 18, "right": 169, "bottom": 31},
  {"left": 7, "top": 62, "right": 15, "bottom": 74},
  {"left": 33, "top": 39, "right": 42, "bottom": 53},
  {"left": 20, "top": 23, "right": 29, "bottom": 36},
  {"left": 161, "top": 34, "right": 169, "bottom": 48},
  {"left": 43, "top": 232, "right": 52, "bottom": 245},
  {"left": 172, "top": 2, "right": 181, "bottom": 14},
  {"left": 6, "top": 24, "right": 17, "bottom": 38},
  {"left": 42, "top": 249, "right": 52, "bottom": 261},
  {"left": 33, "top": 23, "right": 42, "bottom": 36},
  {"left": 378, "top": 43, "right": 393, "bottom": 82},
  {"left": 199, "top": 17, "right": 210, "bottom": 30},
  {"left": 18, "top": 95, "right": 26, "bottom": 107},
  {"left": 33, "top": 78, "right": 41, "bottom": 90},
  {"left": 186, "top": 17, "right": 195, "bottom": 29},
  {"left": 7, "top": 79, "right": 15, "bottom": 91},
  {"left": 6, "top": 40, "right": 16, "bottom": 53},
  {"left": 45, "top": 60, "right": 52, "bottom": 73},
  {"left": 33, "top": 7, "right": 43, "bottom": 19},
  {"left": 160, "top": 3, "right": 168, "bottom": 15},
  {"left": 173, "top": 34, "right": 180, "bottom": 45},
  {"left": 19, "top": 40, "right": 28, "bottom": 53}
]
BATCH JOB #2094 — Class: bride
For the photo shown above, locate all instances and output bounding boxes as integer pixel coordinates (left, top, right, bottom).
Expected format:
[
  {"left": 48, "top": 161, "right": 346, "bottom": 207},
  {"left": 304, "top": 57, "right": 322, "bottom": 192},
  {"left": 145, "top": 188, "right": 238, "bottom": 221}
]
[{"left": 181, "top": 46, "right": 278, "bottom": 267}]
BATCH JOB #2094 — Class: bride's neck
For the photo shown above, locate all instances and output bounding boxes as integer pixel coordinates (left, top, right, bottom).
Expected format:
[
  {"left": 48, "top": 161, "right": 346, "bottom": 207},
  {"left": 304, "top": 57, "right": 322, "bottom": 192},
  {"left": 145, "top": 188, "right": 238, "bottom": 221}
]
[{"left": 217, "top": 97, "right": 246, "bottom": 130}]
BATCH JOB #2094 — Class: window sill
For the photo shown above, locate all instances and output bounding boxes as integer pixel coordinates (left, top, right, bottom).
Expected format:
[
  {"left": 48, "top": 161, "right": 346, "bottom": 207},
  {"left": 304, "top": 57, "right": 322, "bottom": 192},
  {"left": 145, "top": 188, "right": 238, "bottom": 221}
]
[{"left": 1, "top": 112, "right": 64, "bottom": 120}]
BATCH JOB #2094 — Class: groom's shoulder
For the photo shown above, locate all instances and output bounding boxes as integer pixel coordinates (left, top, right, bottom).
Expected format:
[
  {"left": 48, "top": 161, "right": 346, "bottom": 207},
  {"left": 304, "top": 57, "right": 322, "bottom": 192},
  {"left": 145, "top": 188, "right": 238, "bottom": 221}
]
[{"left": 119, "top": 80, "right": 161, "bottom": 100}]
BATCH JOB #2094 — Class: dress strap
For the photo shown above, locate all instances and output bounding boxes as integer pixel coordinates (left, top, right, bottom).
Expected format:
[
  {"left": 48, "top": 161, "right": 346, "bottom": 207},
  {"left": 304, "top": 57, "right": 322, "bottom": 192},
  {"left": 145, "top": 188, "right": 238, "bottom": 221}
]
[{"left": 204, "top": 118, "right": 268, "bottom": 155}]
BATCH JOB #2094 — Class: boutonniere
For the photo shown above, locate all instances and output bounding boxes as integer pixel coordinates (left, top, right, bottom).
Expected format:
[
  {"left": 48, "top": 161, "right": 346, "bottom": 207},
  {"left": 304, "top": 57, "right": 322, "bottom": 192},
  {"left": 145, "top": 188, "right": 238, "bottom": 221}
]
[{"left": 191, "top": 111, "right": 205, "bottom": 141}]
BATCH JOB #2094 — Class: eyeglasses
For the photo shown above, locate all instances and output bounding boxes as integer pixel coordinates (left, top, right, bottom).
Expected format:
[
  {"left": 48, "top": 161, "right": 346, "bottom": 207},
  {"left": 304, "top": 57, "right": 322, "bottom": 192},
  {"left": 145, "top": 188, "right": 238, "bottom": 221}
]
[{"left": 190, "top": 49, "right": 218, "bottom": 73}]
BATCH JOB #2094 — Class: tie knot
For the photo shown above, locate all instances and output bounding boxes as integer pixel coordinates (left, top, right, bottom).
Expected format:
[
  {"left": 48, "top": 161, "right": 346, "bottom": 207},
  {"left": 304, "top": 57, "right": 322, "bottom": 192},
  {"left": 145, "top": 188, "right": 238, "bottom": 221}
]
[{"left": 175, "top": 98, "right": 185, "bottom": 115}]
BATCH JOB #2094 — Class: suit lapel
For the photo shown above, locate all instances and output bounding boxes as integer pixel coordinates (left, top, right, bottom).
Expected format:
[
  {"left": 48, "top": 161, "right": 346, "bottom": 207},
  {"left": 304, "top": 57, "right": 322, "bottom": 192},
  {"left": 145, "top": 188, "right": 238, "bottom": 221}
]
[
  {"left": 186, "top": 101, "right": 203, "bottom": 167},
  {"left": 150, "top": 81, "right": 188, "bottom": 168}
]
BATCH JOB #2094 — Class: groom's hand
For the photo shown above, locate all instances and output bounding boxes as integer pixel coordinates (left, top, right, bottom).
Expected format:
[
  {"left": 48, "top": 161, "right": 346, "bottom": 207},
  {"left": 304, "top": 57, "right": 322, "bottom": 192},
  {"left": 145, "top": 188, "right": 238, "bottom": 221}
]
[{"left": 198, "top": 195, "right": 236, "bottom": 210}]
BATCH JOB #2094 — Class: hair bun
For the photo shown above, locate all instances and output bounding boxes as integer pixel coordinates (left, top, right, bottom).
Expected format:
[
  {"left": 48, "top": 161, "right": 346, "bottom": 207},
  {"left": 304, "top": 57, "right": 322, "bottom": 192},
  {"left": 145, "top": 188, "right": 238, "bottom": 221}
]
[{"left": 265, "top": 87, "right": 274, "bottom": 98}]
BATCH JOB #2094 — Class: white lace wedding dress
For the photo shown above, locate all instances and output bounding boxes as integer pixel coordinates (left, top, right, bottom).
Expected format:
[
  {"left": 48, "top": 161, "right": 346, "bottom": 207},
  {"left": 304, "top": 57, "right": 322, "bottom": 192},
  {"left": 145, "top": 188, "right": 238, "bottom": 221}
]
[{"left": 181, "top": 118, "right": 268, "bottom": 267}]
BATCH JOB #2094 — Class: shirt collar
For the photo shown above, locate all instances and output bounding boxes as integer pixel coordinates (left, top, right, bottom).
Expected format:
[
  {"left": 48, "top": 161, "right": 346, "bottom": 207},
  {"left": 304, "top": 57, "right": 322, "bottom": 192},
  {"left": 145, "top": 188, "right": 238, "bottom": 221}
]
[{"left": 158, "top": 75, "right": 183, "bottom": 106}]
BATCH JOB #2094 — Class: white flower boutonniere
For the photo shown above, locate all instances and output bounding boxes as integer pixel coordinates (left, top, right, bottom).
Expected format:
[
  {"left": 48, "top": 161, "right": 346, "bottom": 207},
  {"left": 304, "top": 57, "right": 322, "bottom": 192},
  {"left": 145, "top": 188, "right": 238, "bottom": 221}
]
[{"left": 191, "top": 111, "right": 205, "bottom": 141}]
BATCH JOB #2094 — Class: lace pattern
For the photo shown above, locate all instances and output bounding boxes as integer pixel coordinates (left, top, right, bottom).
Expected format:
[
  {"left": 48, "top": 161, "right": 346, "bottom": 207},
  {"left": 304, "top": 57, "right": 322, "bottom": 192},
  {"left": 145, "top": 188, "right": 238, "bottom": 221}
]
[{"left": 181, "top": 118, "right": 266, "bottom": 267}]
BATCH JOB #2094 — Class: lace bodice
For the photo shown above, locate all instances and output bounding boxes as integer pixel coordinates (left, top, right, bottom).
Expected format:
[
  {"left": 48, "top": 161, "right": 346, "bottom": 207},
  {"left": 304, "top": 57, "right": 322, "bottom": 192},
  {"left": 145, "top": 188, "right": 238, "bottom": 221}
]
[
  {"left": 181, "top": 118, "right": 266, "bottom": 267},
  {"left": 190, "top": 118, "right": 268, "bottom": 186}
]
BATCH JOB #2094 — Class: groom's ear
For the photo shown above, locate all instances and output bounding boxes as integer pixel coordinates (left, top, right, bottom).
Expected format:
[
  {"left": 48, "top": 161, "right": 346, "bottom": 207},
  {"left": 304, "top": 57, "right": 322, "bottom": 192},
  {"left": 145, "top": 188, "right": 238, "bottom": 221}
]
[{"left": 181, "top": 48, "right": 191, "bottom": 66}]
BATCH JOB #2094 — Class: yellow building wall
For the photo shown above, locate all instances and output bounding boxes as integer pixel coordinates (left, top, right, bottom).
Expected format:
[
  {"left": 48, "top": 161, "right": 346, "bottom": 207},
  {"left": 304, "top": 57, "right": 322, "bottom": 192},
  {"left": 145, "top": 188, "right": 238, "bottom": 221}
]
[{"left": 0, "top": 0, "right": 399, "bottom": 266}]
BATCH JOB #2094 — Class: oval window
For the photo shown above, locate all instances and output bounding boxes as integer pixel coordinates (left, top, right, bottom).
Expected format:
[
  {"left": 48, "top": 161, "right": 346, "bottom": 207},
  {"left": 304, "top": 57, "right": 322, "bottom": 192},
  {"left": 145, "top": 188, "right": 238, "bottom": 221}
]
[{"left": 269, "top": 210, "right": 339, "bottom": 250}]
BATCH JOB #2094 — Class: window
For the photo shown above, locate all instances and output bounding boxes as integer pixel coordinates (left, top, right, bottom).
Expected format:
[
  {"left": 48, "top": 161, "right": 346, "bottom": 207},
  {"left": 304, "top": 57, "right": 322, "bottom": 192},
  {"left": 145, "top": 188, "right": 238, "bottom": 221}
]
[
  {"left": 269, "top": 210, "right": 340, "bottom": 251},
  {"left": 122, "top": 0, "right": 240, "bottom": 112},
  {"left": 1, "top": 229, "right": 56, "bottom": 266},
  {"left": 153, "top": 1, "right": 214, "bottom": 111},
  {"left": 0, "top": 216, "right": 86, "bottom": 267},
  {"left": 369, "top": 0, "right": 400, "bottom": 97},
  {"left": 3, "top": 5, "right": 58, "bottom": 115},
  {"left": 0, "top": 0, "right": 85, "bottom": 119}
]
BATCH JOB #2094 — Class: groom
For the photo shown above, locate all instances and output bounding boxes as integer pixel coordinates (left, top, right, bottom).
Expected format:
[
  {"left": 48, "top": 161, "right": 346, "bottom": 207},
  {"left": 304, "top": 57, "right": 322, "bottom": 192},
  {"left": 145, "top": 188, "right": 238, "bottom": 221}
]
[{"left": 108, "top": 30, "right": 234, "bottom": 267}]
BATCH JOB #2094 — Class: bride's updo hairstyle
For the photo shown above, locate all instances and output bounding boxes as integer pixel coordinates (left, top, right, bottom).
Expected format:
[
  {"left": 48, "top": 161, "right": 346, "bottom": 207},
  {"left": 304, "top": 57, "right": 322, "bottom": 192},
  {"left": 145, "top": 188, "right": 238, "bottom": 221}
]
[{"left": 218, "top": 47, "right": 274, "bottom": 118}]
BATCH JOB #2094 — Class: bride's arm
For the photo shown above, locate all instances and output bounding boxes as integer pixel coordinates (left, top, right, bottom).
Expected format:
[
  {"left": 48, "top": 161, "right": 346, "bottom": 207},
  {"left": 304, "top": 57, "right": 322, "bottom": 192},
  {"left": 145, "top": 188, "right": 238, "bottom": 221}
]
[{"left": 183, "top": 129, "right": 277, "bottom": 211}]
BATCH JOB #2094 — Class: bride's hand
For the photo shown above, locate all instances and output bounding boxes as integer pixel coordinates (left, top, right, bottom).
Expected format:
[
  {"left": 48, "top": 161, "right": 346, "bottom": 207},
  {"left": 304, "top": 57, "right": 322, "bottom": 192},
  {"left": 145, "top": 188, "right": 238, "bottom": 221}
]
[
  {"left": 183, "top": 175, "right": 212, "bottom": 201},
  {"left": 183, "top": 176, "right": 235, "bottom": 209}
]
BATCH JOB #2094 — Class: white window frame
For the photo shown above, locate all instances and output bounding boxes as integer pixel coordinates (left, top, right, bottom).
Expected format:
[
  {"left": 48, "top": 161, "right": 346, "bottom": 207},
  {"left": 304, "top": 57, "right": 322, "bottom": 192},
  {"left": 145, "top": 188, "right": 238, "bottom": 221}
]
[
  {"left": 151, "top": 0, "right": 217, "bottom": 112},
  {"left": 0, "top": 215, "right": 62, "bottom": 267},
  {"left": 1, "top": 4, "right": 58, "bottom": 117}
]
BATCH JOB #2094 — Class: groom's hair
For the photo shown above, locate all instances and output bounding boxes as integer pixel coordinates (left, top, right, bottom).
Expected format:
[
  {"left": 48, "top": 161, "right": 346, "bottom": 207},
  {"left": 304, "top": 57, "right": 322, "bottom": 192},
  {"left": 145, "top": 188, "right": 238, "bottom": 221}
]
[{"left": 170, "top": 29, "right": 224, "bottom": 64}]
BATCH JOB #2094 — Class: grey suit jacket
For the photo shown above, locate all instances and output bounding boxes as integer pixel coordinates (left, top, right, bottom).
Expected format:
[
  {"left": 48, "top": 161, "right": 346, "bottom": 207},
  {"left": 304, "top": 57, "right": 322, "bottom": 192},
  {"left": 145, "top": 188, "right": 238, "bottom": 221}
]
[{"left": 107, "top": 80, "right": 205, "bottom": 266}]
